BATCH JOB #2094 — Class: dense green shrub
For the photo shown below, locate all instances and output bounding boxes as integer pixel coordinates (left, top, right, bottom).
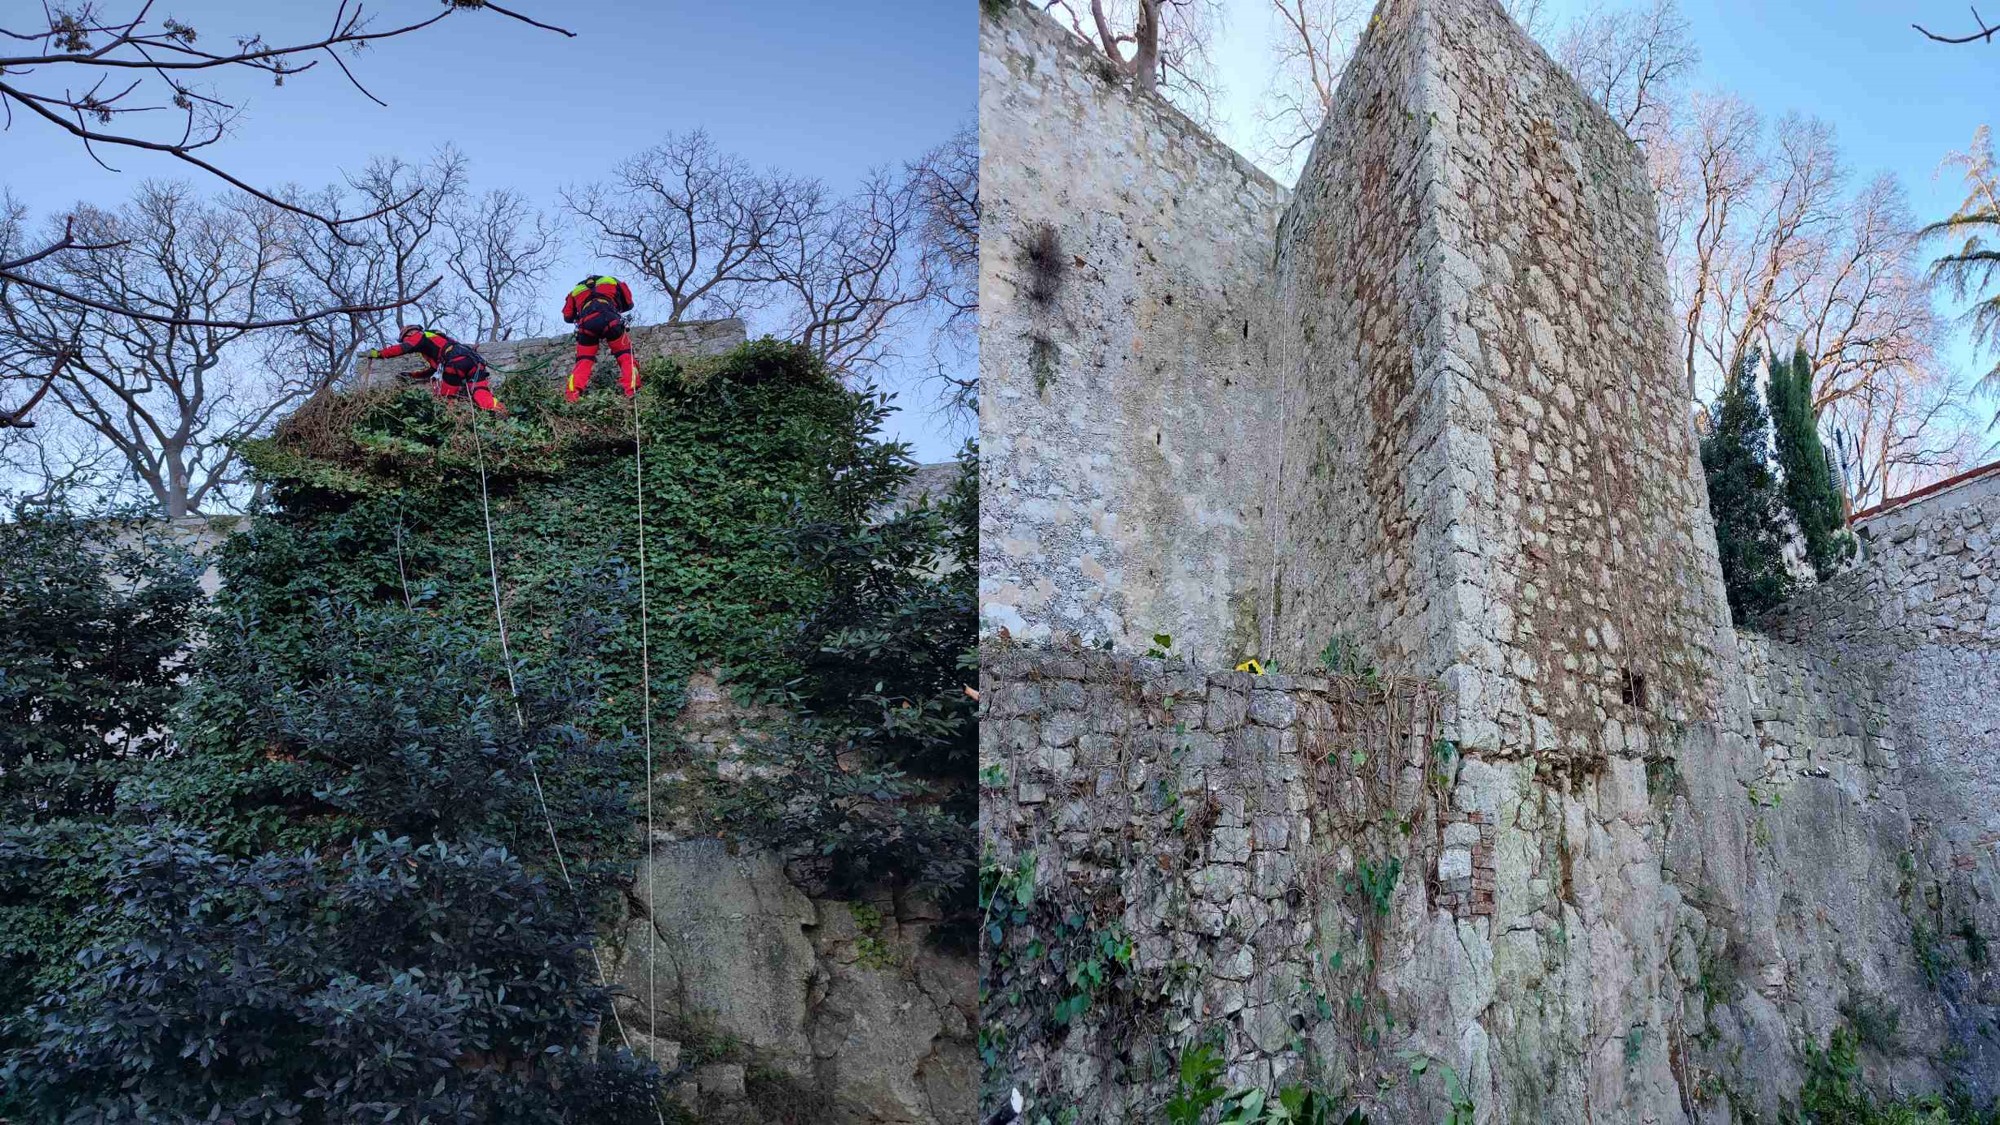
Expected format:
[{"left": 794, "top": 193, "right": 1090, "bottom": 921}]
[
  {"left": 1702, "top": 351, "right": 1794, "bottom": 621},
  {"left": 0, "top": 509, "right": 202, "bottom": 820},
  {"left": 0, "top": 829, "right": 660, "bottom": 1122},
  {"left": 1782, "top": 1027, "right": 1999, "bottom": 1124}
]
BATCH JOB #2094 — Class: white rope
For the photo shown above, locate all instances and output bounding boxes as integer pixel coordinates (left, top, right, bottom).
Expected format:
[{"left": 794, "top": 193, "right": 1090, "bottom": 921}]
[
  {"left": 465, "top": 412, "right": 663, "bottom": 1109},
  {"left": 630, "top": 388, "right": 659, "bottom": 1071}
]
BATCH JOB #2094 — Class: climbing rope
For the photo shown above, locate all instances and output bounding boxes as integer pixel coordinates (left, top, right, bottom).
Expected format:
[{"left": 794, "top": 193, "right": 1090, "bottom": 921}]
[
  {"left": 465, "top": 411, "right": 664, "bottom": 1106},
  {"left": 630, "top": 388, "right": 659, "bottom": 1075}
]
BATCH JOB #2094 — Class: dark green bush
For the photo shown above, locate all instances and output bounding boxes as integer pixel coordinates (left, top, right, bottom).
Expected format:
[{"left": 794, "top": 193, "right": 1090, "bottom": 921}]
[
  {"left": 0, "top": 509, "right": 203, "bottom": 820},
  {"left": 0, "top": 829, "right": 659, "bottom": 1122}
]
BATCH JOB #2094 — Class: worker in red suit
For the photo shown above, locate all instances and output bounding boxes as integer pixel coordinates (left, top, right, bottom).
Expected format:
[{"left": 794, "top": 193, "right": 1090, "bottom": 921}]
[
  {"left": 561, "top": 274, "right": 638, "bottom": 401},
  {"left": 368, "top": 325, "right": 504, "bottom": 413}
]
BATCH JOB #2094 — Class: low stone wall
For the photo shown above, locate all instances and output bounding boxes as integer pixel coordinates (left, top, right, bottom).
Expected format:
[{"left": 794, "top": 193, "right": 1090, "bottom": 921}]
[
  {"left": 980, "top": 646, "right": 1444, "bottom": 1121},
  {"left": 355, "top": 318, "right": 748, "bottom": 389}
]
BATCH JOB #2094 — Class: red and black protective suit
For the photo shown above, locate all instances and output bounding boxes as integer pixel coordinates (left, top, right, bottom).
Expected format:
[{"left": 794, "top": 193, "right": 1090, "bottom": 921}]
[
  {"left": 561, "top": 275, "right": 637, "bottom": 400},
  {"left": 376, "top": 327, "right": 503, "bottom": 413}
]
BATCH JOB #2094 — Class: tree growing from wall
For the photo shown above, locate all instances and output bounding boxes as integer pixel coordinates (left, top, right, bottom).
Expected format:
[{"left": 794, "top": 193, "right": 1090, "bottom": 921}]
[
  {"left": 1042, "top": 0, "right": 1222, "bottom": 121},
  {"left": 1768, "top": 345, "right": 1854, "bottom": 580},
  {"left": 1701, "top": 351, "right": 1793, "bottom": 620}
]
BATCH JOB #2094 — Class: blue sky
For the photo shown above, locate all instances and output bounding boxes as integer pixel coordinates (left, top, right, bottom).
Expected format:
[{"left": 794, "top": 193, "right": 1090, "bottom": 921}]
[
  {"left": 1, "top": 0, "right": 975, "bottom": 460},
  {"left": 1208, "top": 0, "right": 1998, "bottom": 426}
]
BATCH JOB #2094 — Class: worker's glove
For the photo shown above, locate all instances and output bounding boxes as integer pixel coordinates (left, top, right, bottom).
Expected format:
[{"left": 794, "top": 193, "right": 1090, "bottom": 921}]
[{"left": 366, "top": 349, "right": 382, "bottom": 359}]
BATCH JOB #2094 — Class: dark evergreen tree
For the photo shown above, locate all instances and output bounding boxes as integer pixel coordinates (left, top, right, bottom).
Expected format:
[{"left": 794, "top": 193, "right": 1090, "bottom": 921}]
[
  {"left": 1701, "top": 351, "right": 1793, "bottom": 621},
  {"left": 0, "top": 509, "right": 203, "bottom": 820},
  {"left": 1767, "top": 346, "right": 1855, "bottom": 580}
]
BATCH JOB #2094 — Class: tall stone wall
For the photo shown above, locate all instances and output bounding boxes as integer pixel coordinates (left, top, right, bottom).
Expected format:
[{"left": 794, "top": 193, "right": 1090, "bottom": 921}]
[
  {"left": 1768, "top": 477, "right": 2000, "bottom": 1095},
  {"left": 979, "top": 6, "right": 1289, "bottom": 664},
  {"left": 1774, "top": 474, "right": 2000, "bottom": 890}
]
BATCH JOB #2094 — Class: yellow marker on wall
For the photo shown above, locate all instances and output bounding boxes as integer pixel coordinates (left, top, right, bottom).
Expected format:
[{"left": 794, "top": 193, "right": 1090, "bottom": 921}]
[{"left": 1235, "top": 659, "right": 1264, "bottom": 675}]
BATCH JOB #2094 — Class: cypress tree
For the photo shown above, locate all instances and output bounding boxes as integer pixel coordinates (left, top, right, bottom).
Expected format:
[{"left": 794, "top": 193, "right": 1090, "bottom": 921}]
[
  {"left": 1767, "top": 346, "right": 1855, "bottom": 580},
  {"left": 1701, "top": 351, "right": 1793, "bottom": 621}
]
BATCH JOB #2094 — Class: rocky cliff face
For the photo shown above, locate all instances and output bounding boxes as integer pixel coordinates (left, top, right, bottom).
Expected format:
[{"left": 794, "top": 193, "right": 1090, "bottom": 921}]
[
  {"left": 978, "top": 0, "right": 1996, "bottom": 1120},
  {"left": 611, "top": 673, "right": 978, "bottom": 1125}
]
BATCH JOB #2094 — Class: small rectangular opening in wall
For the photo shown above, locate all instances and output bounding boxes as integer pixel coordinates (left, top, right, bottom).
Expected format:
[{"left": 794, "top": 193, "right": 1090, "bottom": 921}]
[{"left": 1620, "top": 669, "right": 1649, "bottom": 711}]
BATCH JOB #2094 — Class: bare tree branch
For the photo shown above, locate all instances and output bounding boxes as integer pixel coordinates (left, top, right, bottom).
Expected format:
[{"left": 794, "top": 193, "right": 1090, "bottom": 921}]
[
  {"left": 446, "top": 187, "right": 561, "bottom": 341},
  {"left": 1043, "top": 0, "right": 1221, "bottom": 123},
  {"left": 0, "top": 351, "right": 67, "bottom": 428},
  {"left": 1914, "top": 6, "right": 1998, "bottom": 43}
]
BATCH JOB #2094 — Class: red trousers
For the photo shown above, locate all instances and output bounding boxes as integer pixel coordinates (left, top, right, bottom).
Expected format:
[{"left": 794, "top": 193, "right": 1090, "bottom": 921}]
[
  {"left": 437, "top": 378, "right": 503, "bottom": 413},
  {"left": 567, "top": 306, "right": 637, "bottom": 399}
]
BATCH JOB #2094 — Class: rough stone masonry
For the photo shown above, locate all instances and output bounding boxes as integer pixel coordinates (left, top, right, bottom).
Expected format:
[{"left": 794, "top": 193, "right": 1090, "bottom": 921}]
[{"left": 979, "top": 0, "right": 1997, "bottom": 1121}]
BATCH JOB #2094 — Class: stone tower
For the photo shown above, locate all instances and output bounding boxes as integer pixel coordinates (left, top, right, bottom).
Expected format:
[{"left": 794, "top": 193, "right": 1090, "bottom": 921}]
[{"left": 1263, "top": 0, "right": 1736, "bottom": 765}]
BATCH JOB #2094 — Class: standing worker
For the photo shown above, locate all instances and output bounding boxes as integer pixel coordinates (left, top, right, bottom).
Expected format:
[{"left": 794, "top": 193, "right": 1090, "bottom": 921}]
[
  {"left": 368, "top": 325, "right": 505, "bottom": 413},
  {"left": 561, "top": 274, "right": 639, "bottom": 401}
]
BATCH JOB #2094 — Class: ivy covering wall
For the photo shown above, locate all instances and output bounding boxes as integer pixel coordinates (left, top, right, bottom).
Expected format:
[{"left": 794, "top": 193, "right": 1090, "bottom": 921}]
[{"left": 0, "top": 341, "right": 975, "bottom": 1120}]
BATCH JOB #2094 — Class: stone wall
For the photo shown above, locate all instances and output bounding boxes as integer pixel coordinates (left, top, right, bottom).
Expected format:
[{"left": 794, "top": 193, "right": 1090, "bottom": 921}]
[
  {"left": 1771, "top": 472, "right": 1999, "bottom": 903},
  {"left": 980, "top": 648, "right": 1449, "bottom": 1121},
  {"left": 356, "top": 318, "right": 748, "bottom": 389},
  {"left": 979, "top": 5, "right": 1289, "bottom": 664},
  {"left": 977, "top": 0, "right": 1996, "bottom": 1120},
  {"left": 1267, "top": 0, "right": 1729, "bottom": 762},
  {"left": 1768, "top": 474, "right": 2000, "bottom": 1096}
]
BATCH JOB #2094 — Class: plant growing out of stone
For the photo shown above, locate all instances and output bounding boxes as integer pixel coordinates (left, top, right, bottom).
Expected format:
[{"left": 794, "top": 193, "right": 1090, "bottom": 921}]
[
  {"left": 1049, "top": 920, "right": 1134, "bottom": 1025},
  {"left": 1404, "top": 1053, "right": 1476, "bottom": 1125},
  {"left": 1165, "top": 1042, "right": 1368, "bottom": 1125},
  {"left": 1428, "top": 738, "right": 1460, "bottom": 790},
  {"left": 1021, "top": 222, "right": 1066, "bottom": 305},
  {"left": 1147, "top": 632, "right": 1176, "bottom": 659},
  {"left": 1319, "top": 634, "right": 1376, "bottom": 683},
  {"left": 1344, "top": 857, "right": 1402, "bottom": 917}
]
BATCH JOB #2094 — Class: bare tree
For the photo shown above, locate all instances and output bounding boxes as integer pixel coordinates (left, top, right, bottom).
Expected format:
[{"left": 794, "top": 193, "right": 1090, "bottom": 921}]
[
  {"left": 0, "top": 1, "right": 573, "bottom": 347},
  {"left": 1827, "top": 367, "right": 1976, "bottom": 508},
  {"left": 2, "top": 183, "right": 301, "bottom": 516},
  {"left": 446, "top": 188, "right": 560, "bottom": 341},
  {"left": 346, "top": 151, "right": 469, "bottom": 333},
  {"left": 1257, "top": 0, "right": 1369, "bottom": 171},
  {"left": 1553, "top": 0, "right": 1698, "bottom": 139},
  {"left": 762, "top": 170, "right": 933, "bottom": 378},
  {"left": 1504, "top": 0, "right": 1557, "bottom": 40},
  {"left": 560, "top": 131, "right": 794, "bottom": 323},
  {"left": 1043, "top": 0, "right": 1221, "bottom": 120},
  {"left": 256, "top": 184, "right": 399, "bottom": 397},
  {"left": 910, "top": 126, "right": 979, "bottom": 333},
  {"left": 1924, "top": 125, "right": 2000, "bottom": 412},
  {"left": 908, "top": 124, "right": 980, "bottom": 417}
]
